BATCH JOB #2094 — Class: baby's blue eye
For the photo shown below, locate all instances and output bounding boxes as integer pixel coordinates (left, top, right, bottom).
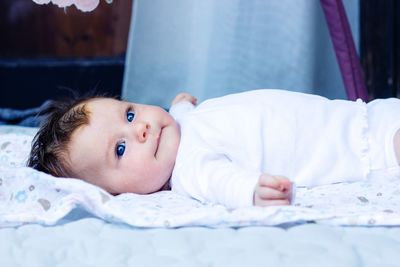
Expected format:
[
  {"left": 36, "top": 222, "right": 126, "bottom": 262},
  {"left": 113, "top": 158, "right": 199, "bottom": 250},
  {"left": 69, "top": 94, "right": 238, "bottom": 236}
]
[
  {"left": 116, "top": 142, "right": 126, "bottom": 157},
  {"left": 127, "top": 110, "right": 135, "bottom": 122}
]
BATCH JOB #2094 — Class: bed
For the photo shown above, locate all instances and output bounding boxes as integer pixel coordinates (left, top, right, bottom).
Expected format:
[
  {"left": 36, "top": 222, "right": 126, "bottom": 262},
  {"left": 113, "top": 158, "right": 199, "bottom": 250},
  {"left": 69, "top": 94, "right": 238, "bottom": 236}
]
[{"left": 1, "top": 125, "right": 400, "bottom": 266}]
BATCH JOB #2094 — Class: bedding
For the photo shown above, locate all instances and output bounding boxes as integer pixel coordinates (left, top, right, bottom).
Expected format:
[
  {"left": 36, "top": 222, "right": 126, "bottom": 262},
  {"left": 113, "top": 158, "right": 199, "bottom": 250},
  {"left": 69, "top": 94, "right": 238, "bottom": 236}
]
[
  {"left": 1, "top": 220, "right": 400, "bottom": 267},
  {"left": 1, "top": 125, "right": 400, "bottom": 228},
  {"left": 1, "top": 125, "right": 400, "bottom": 266}
]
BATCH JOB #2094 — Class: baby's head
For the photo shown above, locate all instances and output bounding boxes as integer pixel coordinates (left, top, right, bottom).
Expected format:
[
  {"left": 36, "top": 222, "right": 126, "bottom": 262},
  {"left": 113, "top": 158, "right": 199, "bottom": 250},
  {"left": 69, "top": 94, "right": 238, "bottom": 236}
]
[{"left": 28, "top": 96, "right": 180, "bottom": 195}]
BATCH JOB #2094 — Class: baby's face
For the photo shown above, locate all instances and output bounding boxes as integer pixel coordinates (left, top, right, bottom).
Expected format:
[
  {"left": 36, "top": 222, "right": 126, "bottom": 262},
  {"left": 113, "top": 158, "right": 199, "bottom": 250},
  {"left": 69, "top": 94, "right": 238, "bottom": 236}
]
[{"left": 67, "top": 98, "right": 180, "bottom": 194}]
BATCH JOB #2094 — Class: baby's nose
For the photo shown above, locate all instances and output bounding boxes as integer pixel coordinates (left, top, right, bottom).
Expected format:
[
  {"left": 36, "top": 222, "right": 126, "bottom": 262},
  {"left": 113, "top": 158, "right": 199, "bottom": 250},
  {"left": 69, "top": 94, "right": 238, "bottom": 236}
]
[{"left": 136, "top": 122, "right": 150, "bottom": 142}]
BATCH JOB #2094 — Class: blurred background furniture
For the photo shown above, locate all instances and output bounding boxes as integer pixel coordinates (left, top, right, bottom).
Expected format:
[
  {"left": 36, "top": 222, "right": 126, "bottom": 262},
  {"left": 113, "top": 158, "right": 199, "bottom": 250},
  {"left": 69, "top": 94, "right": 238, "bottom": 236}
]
[
  {"left": 0, "top": 0, "right": 399, "bottom": 109},
  {"left": 0, "top": 0, "right": 132, "bottom": 108},
  {"left": 360, "top": 0, "right": 400, "bottom": 99}
]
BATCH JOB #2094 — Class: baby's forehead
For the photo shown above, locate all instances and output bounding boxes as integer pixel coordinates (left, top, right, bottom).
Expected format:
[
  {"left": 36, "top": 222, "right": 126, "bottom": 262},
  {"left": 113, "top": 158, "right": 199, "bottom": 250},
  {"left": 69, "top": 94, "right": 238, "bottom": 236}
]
[
  {"left": 85, "top": 97, "right": 124, "bottom": 113},
  {"left": 82, "top": 97, "right": 131, "bottom": 124},
  {"left": 87, "top": 97, "right": 123, "bottom": 106}
]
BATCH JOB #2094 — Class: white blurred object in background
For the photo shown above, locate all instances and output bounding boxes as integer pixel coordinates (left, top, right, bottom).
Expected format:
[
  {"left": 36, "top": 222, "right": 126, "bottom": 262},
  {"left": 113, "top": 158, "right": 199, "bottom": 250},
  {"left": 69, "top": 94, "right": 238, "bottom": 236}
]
[{"left": 31, "top": 0, "right": 112, "bottom": 12}]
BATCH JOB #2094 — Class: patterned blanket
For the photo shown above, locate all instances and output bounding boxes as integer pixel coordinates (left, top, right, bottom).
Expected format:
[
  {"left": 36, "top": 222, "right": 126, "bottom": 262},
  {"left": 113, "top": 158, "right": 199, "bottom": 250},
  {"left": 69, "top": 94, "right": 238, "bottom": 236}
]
[{"left": 1, "top": 126, "right": 400, "bottom": 228}]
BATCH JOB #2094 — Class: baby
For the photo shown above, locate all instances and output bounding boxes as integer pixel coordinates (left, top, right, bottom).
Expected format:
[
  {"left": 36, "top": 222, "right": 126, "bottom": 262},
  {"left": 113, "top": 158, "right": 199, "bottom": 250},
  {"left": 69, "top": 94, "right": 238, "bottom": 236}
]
[{"left": 28, "top": 89, "right": 400, "bottom": 209}]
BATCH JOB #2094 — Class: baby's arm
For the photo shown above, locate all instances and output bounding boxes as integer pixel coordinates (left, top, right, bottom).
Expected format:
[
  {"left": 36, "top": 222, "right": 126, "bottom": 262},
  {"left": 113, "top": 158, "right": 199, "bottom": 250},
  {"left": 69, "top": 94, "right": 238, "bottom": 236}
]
[
  {"left": 253, "top": 174, "right": 293, "bottom": 206},
  {"left": 173, "top": 148, "right": 295, "bottom": 208}
]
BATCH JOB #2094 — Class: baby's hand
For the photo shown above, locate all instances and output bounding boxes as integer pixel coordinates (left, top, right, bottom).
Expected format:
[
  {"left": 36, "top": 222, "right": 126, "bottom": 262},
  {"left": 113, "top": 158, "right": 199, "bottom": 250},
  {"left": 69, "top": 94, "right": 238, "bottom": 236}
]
[
  {"left": 253, "top": 174, "right": 293, "bottom": 206},
  {"left": 172, "top": 92, "right": 197, "bottom": 106}
]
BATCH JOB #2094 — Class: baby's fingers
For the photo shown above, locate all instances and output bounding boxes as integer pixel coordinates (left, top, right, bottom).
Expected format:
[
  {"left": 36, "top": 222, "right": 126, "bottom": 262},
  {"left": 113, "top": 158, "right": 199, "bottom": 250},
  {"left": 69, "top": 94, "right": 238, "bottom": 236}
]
[
  {"left": 259, "top": 174, "right": 292, "bottom": 193},
  {"left": 255, "top": 186, "right": 288, "bottom": 200}
]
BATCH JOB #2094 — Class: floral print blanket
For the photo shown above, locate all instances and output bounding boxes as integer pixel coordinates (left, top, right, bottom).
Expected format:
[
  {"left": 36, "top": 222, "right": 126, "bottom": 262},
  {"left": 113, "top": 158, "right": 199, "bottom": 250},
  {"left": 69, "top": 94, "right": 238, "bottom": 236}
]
[{"left": 1, "top": 126, "right": 400, "bottom": 228}]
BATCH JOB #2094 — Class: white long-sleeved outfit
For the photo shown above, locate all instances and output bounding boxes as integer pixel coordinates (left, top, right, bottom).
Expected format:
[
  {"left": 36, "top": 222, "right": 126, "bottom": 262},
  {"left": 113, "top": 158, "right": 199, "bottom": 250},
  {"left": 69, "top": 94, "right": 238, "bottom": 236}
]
[{"left": 169, "top": 89, "right": 400, "bottom": 208}]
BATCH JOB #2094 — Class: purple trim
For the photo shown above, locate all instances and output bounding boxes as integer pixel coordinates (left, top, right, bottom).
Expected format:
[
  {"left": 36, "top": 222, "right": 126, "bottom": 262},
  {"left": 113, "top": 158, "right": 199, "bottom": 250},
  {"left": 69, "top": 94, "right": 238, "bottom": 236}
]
[{"left": 320, "top": 0, "right": 368, "bottom": 101}]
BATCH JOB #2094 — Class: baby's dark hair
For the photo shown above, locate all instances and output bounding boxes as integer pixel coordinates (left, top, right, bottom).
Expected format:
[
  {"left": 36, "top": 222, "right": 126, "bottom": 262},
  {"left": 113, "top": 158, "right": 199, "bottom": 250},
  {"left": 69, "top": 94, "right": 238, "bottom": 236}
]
[{"left": 27, "top": 93, "right": 114, "bottom": 178}]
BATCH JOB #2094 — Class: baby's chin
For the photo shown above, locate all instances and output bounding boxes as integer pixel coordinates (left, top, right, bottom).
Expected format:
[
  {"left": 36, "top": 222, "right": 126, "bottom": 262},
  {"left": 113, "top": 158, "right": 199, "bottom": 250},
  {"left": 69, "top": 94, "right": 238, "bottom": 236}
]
[
  {"left": 121, "top": 177, "right": 171, "bottom": 195},
  {"left": 101, "top": 182, "right": 170, "bottom": 196}
]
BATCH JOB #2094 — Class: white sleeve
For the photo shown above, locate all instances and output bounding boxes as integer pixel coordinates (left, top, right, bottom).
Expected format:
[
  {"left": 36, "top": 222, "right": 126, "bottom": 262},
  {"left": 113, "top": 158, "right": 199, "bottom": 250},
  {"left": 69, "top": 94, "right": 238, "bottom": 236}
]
[
  {"left": 172, "top": 150, "right": 261, "bottom": 209},
  {"left": 169, "top": 101, "right": 195, "bottom": 121}
]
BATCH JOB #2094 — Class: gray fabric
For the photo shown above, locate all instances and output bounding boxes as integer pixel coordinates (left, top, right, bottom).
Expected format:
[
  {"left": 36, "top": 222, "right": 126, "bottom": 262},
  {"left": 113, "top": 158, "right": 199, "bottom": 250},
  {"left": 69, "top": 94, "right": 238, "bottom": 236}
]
[
  {"left": 122, "top": 0, "right": 359, "bottom": 108},
  {"left": 1, "top": 219, "right": 399, "bottom": 267},
  {"left": 0, "top": 101, "right": 52, "bottom": 127}
]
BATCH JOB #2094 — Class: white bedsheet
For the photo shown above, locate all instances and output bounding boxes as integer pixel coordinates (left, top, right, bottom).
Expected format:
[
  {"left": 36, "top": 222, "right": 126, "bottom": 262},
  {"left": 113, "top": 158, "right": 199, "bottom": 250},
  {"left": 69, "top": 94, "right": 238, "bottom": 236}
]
[
  {"left": 1, "top": 125, "right": 400, "bottom": 228},
  {"left": 2, "top": 220, "right": 400, "bottom": 267},
  {"left": 1, "top": 164, "right": 400, "bottom": 228}
]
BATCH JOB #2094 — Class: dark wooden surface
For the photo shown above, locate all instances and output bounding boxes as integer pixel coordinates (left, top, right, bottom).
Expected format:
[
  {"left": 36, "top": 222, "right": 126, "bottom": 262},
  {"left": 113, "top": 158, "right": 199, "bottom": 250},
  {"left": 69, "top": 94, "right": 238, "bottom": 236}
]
[
  {"left": 0, "top": 58, "right": 125, "bottom": 109},
  {"left": 0, "top": 0, "right": 132, "bottom": 109},
  {"left": 0, "top": 0, "right": 132, "bottom": 58},
  {"left": 360, "top": 0, "right": 399, "bottom": 99},
  {"left": 396, "top": 0, "right": 400, "bottom": 99}
]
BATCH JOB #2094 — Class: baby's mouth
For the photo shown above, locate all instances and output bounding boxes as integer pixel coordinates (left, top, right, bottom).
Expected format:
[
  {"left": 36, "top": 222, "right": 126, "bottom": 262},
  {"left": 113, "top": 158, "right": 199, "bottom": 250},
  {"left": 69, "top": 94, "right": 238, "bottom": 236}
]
[{"left": 154, "top": 128, "right": 162, "bottom": 157}]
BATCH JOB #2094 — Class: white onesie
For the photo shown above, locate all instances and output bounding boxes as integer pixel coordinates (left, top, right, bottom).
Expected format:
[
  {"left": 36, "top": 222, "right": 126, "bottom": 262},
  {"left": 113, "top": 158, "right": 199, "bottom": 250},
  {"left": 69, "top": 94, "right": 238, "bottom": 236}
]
[{"left": 169, "top": 89, "right": 400, "bottom": 208}]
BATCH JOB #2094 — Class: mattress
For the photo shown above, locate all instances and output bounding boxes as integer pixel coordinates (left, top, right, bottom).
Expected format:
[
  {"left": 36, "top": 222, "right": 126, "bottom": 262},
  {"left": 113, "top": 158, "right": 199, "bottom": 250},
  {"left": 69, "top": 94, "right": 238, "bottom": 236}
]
[{"left": 1, "top": 217, "right": 399, "bottom": 267}]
